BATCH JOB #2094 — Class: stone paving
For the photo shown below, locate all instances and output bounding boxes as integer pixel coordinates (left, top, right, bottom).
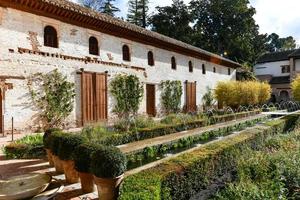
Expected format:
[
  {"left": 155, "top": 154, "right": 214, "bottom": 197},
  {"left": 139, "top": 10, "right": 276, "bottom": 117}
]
[{"left": 0, "top": 159, "right": 98, "bottom": 200}]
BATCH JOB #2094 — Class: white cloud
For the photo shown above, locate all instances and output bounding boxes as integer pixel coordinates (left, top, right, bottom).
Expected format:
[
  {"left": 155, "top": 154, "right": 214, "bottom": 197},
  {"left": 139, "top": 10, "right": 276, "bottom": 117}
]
[{"left": 250, "top": 0, "right": 300, "bottom": 43}]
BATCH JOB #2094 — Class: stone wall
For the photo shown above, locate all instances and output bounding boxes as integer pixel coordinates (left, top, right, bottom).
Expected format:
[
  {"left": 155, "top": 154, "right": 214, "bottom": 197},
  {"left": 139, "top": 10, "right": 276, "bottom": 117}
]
[{"left": 0, "top": 7, "right": 236, "bottom": 133}]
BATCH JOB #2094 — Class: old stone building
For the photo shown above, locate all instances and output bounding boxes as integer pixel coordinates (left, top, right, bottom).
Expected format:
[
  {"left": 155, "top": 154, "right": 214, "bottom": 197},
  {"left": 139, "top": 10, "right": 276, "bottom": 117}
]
[
  {"left": 254, "top": 49, "right": 300, "bottom": 102},
  {"left": 0, "top": 0, "right": 240, "bottom": 133}
]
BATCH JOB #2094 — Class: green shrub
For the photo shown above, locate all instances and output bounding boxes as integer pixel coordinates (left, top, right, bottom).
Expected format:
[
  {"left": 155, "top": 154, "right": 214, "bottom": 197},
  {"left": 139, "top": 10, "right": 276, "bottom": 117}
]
[
  {"left": 57, "top": 133, "right": 84, "bottom": 161},
  {"left": 43, "top": 128, "right": 61, "bottom": 149},
  {"left": 213, "top": 131, "right": 300, "bottom": 200},
  {"left": 82, "top": 110, "right": 260, "bottom": 147},
  {"left": 4, "top": 134, "right": 45, "bottom": 159},
  {"left": 81, "top": 124, "right": 114, "bottom": 141},
  {"left": 160, "top": 80, "right": 183, "bottom": 114},
  {"left": 91, "top": 146, "right": 127, "bottom": 178},
  {"left": 110, "top": 74, "right": 144, "bottom": 120},
  {"left": 74, "top": 143, "right": 103, "bottom": 173},
  {"left": 49, "top": 131, "right": 65, "bottom": 156},
  {"left": 161, "top": 113, "right": 196, "bottom": 125},
  {"left": 119, "top": 113, "right": 299, "bottom": 200}
]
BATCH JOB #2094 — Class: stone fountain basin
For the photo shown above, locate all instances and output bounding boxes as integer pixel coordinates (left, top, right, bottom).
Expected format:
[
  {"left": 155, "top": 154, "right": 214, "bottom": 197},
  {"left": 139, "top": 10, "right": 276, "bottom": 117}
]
[{"left": 0, "top": 173, "right": 52, "bottom": 200}]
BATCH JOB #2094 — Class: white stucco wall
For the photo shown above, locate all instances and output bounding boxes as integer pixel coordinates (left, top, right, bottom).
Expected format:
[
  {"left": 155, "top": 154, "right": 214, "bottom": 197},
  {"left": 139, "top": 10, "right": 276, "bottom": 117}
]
[
  {"left": 254, "top": 60, "right": 290, "bottom": 77},
  {"left": 0, "top": 7, "right": 236, "bottom": 132},
  {"left": 294, "top": 59, "right": 300, "bottom": 72}
]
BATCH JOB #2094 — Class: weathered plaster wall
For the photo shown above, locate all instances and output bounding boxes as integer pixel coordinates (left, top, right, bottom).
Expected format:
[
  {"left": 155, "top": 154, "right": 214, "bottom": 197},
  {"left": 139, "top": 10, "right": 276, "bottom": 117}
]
[
  {"left": 254, "top": 60, "right": 290, "bottom": 77},
  {"left": 0, "top": 7, "right": 236, "bottom": 132}
]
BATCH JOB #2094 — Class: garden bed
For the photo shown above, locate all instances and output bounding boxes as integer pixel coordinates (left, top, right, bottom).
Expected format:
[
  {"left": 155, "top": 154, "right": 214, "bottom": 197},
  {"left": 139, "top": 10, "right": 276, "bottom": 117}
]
[
  {"left": 125, "top": 116, "right": 268, "bottom": 170},
  {"left": 83, "top": 110, "right": 261, "bottom": 146},
  {"left": 118, "top": 113, "right": 300, "bottom": 200},
  {"left": 3, "top": 134, "right": 45, "bottom": 159}
]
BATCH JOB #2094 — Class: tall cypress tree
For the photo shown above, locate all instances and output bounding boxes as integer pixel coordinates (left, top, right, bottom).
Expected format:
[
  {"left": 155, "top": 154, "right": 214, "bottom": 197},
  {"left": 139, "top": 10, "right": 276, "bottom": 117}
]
[
  {"left": 101, "top": 0, "right": 120, "bottom": 16},
  {"left": 127, "top": 0, "right": 149, "bottom": 28}
]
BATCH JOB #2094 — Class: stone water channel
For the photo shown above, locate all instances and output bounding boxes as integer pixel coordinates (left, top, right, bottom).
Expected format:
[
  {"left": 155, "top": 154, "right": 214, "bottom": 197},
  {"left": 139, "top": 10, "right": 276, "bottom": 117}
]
[{"left": 120, "top": 113, "right": 277, "bottom": 176}]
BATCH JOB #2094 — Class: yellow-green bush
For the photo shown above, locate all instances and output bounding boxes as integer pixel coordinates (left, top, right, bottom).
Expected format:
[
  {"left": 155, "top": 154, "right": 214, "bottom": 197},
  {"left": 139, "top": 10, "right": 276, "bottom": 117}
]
[
  {"left": 292, "top": 75, "right": 300, "bottom": 101},
  {"left": 215, "top": 81, "right": 271, "bottom": 108}
]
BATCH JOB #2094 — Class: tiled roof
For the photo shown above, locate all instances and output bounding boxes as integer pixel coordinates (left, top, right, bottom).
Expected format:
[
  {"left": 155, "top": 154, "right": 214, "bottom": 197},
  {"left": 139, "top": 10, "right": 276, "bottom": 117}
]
[
  {"left": 257, "top": 49, "right": 300, "bottom": 64},
  {"left": 269, "top": 76, "right": 290, "bottom": 84},
  {"left": 1, "top": 0, "right": 241, "bottom": 68}
]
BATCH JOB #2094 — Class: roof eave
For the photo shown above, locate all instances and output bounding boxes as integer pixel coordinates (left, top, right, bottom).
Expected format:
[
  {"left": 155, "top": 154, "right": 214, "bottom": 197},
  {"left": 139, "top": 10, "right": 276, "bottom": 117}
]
[{"left": 0, "top": 0, "right": 241, "bottom": 69}]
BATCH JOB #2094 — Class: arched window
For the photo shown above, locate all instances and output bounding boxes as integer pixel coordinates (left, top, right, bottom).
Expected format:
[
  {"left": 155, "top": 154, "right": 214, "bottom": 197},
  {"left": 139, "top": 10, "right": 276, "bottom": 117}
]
[
  {"left": 213, "top": 67, "right": 216, "bottom": 73},
  {"left": 44, "top": 26, "right": 58, "bottom": 48},
  {"left": 202, "top": 64, "right": 206, "bottom": 74},
  {"left": 171, "top": 56, "right": 176, "bottom": 70},
  {"left": 89, "top": 36, "right": 99, "bottom": 55},
  {"left": 148, "top": 51, "right": 154, "bottom": 66},
  {"left": 122, "top": 45, "right": 130, "bottom": 61},
  {"left": 188, "top": 61, "right": 193, "bottom": 72},
  {"left": 228, "top": 68, "right": 231, "bottom": 75}
]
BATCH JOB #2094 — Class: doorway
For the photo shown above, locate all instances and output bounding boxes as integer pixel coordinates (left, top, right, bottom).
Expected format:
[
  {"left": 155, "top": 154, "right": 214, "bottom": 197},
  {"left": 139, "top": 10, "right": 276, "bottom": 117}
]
[
  {"left": 185, "top": 81, "right": 197, "bottom": 113},
  {"left": 81, "top": 72, "right": 108, "bottom": 125},
  {"left": 146, "top": 84, "right": 156, "bottom": 117}
]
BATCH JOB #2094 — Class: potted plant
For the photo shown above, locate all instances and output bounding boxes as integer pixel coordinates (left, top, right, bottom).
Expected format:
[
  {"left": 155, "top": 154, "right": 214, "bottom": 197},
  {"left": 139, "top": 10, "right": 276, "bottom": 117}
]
[
  {"left": 91, "top": 146, "right": 127, "bottom": 200},
  {"left": 74, "top": 143, "right": 102, "bottom": 193},
  {"left": 43, "top": 128, "right": 60, "bottom": 166},
  {"left": 49, "top": 131, "right": 64, "bottom": 173},
  {"left": 57, "top": 133, "right": 84, "bottom": 184}
]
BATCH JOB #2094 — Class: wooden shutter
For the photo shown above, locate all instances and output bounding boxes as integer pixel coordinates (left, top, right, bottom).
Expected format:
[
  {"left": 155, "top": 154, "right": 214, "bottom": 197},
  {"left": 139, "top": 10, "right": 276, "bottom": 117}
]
[
  {"left": 81, "top": 72, "right": 107, "bottom": 125},
  {"left": 82, "top": 72, "right": 94, "bottom": 125},
  {"left": 95, "top": 73, "right": 107, "bottom": 121}
]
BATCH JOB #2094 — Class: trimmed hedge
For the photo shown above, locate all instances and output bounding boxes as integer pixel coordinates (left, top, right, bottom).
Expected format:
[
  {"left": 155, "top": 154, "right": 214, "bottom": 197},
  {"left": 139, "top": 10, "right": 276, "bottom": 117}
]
[
  {"left": 118, "top": 113, "right": 300, "bottom": 200},
  {"left": 43, "top": 128, "right": 61, "bottom": 149},
  {"left": 126, "top": 117, "right": 266, "bottom": 167},
  {"left": 91, "top": 146, "right": 127, "bottom": 178},
  {"left": 94, "top": 110, "right": 260, "bottom": 146},
  {"left": 4, "top": 134, "right": 45, "bottom": 159},
  {"left": 57, "top": 134, "right": 84, "bottom": 161},
  {"left": 49, "top": 131, "right": 65, "bottom": 156},
  {"left": 74, "top": 143, "right": 102, "bottom": 173}
]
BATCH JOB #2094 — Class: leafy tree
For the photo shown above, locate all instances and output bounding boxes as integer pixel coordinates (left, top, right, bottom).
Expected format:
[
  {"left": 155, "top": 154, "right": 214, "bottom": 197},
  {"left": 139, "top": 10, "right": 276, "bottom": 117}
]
[
  {"left": 110, "top": 74, "right": 144, "bottom": 118},
  {"left": 202, "top": 86, "right": 215, "bottom": 111},
  {"left": 190, "top": 0, "right": 266, "bottom": 64},
  {"left": 101, "top": 0, "right": 120, "bottom": 16},
  {"left": 291, "top": 76, "right": 300, "bottom": 102},
  {"left": 160, "top": 80, "right": 183, "bottom": 114},
  {"left": 266, "top": 33, "right": 296, "bottom": 52},
  {"left": 28, "top": 69, "right": 76, "bottom": 129},
  {"left": 80, "top": 0, "right": 104, "bottom": 12},
  {"left": 150, "top": 0, "right": 193, "bottom": 44},
  {"left": 127, "top": 0, "right": 149, "bottom": 27}
]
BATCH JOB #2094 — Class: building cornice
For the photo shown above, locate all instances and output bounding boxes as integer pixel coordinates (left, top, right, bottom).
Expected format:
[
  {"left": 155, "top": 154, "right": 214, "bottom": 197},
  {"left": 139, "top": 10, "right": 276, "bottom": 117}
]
[{"left": 0, "top": 0, "right": 241, "bottom": 69}]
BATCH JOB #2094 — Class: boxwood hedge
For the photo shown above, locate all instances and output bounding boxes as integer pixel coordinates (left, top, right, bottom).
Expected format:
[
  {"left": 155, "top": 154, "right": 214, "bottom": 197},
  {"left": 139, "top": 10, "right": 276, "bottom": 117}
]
[
  {"left": 93, "top": 110, "right": 260, "bottom": 146},
  {"left": 118, "top": 113, "right": 300, "bottom": 200}
]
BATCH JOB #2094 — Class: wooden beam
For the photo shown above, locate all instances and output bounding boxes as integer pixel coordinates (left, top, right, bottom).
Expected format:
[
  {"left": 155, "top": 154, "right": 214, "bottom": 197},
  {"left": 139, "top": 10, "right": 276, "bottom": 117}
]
[{"left": 0, "top": 75, "right": 25, "bottom": 80}]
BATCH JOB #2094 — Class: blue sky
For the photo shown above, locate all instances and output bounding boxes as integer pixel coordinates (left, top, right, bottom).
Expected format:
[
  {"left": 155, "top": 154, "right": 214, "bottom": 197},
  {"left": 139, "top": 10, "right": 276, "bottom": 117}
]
[{"left": 72, "top": 0, "right": 300, "bottom": 44}]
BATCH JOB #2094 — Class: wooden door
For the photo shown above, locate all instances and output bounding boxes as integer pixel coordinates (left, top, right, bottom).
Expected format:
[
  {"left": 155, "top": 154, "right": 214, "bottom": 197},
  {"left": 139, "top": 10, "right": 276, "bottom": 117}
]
[
  {"left": 186, "top": 81, "right": 197, "bottom": 113},
  {"left": 146, "top": 84, "right": 156, "bottom": 116},
  {"left": 81, "top": 72, "right": 107, "bottom": 125}
]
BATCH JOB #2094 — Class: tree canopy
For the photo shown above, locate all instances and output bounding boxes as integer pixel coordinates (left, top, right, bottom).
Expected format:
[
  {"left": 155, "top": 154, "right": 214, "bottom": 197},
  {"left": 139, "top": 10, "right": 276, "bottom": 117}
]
[
  {"left": 101, "top": 0, "right": 120, "bottom": 16},
  {"left": 150, "top": 0, "right": 193, "bottom": 44},
  {"left": 127, "top": 0, "right": 149, "bottom": 27},
  {"left": 266, "top": 33, "right": 297, "bottom": 52}
]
